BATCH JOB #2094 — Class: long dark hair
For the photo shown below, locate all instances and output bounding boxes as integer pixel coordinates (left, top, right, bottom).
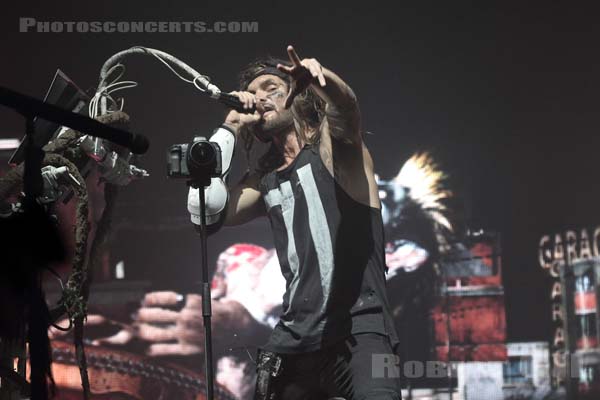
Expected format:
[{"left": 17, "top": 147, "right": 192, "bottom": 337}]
[{"left": 238, "top": 56, "right": 326, "bottom": 175}]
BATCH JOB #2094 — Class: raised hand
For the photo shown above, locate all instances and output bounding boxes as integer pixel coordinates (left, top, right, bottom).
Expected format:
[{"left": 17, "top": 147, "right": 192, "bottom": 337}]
[{"left": 277, "top": 45, "right": 326, "bottom": 109}]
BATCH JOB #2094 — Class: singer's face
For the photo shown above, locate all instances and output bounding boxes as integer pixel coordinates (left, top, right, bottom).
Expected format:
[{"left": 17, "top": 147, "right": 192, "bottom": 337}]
[{"left": 247, "top": 74, "right": 293, "bottom": 139}]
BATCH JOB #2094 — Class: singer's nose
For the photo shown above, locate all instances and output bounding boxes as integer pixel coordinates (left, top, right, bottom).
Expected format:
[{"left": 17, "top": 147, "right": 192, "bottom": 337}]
[
  {"left": 254, "top": 89, "right": 268, "bottom": 103},
  {"left": 254, "top": 91, "right": 267, "bottom": 112},
  {"left": 255, "top": 91, "right": 268, "bottom": 102}
]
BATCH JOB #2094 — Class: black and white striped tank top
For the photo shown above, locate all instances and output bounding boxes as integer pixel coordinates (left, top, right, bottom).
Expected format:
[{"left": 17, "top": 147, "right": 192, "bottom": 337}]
[{"left": 259, "top": 144, "right": 399, "bottom": 354}]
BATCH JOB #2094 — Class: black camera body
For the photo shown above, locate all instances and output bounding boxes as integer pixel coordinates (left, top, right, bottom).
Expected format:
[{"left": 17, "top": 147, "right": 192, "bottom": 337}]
[{"left": 167, "top": 136, "right": 222, "bottom": 183}]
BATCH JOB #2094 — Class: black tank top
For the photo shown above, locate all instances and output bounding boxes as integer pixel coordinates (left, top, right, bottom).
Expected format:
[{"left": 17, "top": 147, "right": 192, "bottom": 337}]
[{"left": 259, "top": 144, "right": 399, "bottom": 353}]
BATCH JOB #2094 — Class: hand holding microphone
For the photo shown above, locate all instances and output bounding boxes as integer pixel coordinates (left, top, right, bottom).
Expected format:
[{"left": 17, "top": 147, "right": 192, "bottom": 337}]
[
  {"left": 220, "top": 91, "right": 256, "bottom": 113},
  {"left": 223, "top": 91, "right": 261, "bottom": 133}
]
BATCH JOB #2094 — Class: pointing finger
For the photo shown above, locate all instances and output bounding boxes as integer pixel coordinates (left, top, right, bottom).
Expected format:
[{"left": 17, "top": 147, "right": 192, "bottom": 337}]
[{"left": 287, "top": 45, "right": 302, "bottom": 66}]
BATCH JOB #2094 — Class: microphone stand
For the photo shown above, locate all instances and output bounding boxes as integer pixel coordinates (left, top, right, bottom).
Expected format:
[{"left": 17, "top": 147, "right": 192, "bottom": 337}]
[
  {"left": 0, "top": 107, "right": 54, "bottom": 399},
  {"left": 0, "top": 86, "right": 149, "bottom": 155},
  {"left": 0, "top": 86, "right": 145, "bottom": 398},
  {"left": 187, "top": 176, "right": 215, "bottom": 400}
]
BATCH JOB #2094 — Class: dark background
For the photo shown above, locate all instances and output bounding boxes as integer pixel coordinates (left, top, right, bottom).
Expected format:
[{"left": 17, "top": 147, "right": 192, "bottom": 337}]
[{"left": 1, "top": 2, "right": 599, "bottom": 344}]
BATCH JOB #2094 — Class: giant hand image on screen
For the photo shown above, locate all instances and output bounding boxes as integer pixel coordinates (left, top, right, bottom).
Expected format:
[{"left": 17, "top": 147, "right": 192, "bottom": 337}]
[{"left": 48, "top": 244, "right": 284, "bottom": 399}]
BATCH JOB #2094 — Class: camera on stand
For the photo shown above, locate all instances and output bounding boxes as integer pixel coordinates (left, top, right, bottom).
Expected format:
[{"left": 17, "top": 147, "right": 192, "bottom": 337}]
[
  {"left": 165, "top": 134, "right": 225, "bottom": 400},
  {"left": 167, "top": 136, "right": 222, "bottom": 186}
]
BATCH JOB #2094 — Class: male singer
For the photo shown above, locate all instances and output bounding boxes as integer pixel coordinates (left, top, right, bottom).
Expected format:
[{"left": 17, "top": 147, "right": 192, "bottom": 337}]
[{"left": 218, "top": 45, "right": 402, "bottom": 400}]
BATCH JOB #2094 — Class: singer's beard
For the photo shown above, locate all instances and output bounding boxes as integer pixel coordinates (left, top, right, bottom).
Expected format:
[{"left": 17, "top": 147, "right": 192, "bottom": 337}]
[{"left": 254, "top": 108, "right": 294, "bottom": 142}]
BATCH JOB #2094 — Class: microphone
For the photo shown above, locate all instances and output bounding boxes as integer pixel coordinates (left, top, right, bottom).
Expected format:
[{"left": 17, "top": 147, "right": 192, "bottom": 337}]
[
  {"left": 194, "top": 77, "right": 256, "bottom": 114},
  {"left": 216, "top": 92, "right": 256, "bottom": 114},
  {"left": 0, "top": 86, "right": 150, "bottom": 154}
]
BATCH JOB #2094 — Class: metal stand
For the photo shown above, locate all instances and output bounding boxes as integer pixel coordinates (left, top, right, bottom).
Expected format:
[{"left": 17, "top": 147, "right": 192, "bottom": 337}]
[
  {"left": 0, "top": 115, "right": 44, "bottom": 399},
  {"left": 189, "top": 179, "right": 214, "bottom": 400},
  {"left": 0, "top": 86, "right": 147, "bottom": 399}
]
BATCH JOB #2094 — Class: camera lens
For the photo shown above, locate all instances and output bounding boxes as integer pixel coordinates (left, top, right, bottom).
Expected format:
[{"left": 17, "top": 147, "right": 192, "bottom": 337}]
[{"left": 189, "top": 141, "right": 216, "bottom": 166}]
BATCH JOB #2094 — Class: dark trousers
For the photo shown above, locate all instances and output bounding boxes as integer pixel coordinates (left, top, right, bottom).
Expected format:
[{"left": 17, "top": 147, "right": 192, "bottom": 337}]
[{"left": 254, "top": 333, "right": 402, "bottom": 400}]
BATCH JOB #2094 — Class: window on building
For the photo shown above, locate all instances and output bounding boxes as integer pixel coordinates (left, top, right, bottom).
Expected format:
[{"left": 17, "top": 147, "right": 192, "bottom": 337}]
[{"left": 503, "top": 356, "right": 533, "bottom": 385}]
